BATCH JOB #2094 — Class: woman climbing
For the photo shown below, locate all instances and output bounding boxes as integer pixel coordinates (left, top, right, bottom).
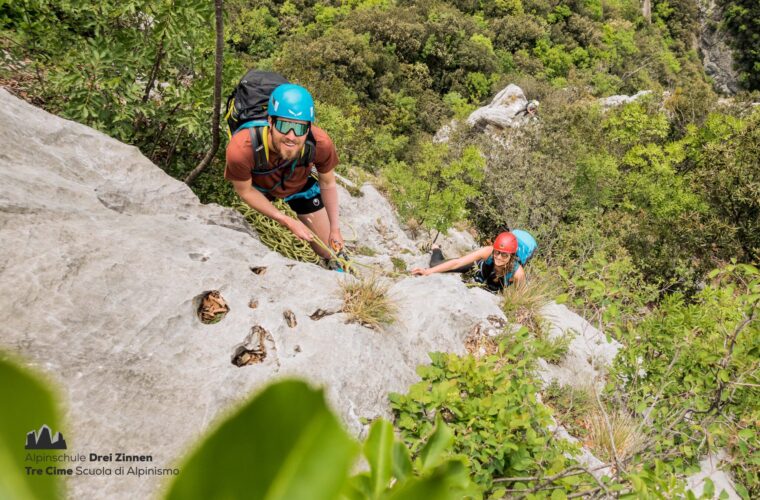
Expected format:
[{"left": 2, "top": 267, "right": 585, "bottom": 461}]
[{"left": 410, "top": 230, "right": 537, "bottom": 292}]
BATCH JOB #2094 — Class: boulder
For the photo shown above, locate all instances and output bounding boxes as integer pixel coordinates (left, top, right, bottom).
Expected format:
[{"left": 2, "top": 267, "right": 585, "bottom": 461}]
[{"left": 466, "top": 84, "right": 530, "bottom": 129}]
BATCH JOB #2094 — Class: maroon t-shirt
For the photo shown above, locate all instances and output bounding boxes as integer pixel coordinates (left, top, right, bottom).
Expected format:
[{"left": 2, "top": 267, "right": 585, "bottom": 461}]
[{"left": 224, "top": 124, "right": 338, "bottom": 198}]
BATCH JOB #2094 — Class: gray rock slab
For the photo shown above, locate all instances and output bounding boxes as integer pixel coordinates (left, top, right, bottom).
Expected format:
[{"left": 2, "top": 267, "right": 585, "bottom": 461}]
[
  {"left": 686, "top": 451, "right": 740, "bottom": 499},
  {"left": 698, "top": 0, "right": 740, "bottom": 95},
  {"left": 536, "top": 302, "right": 622, "bottom": 389},
  {"left": 340, "top": 183, "right": 418, "bottom": 259},
  {"left": 0, "top": 88, "right": 510, "bottom": 499}
]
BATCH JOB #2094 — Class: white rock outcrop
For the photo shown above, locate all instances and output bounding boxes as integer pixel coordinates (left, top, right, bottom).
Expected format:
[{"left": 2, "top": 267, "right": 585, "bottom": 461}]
[
  {"left": 537, "top": 302, "right": 622, "bottom": 389},
  {"left": 598, "top": 90, "right": 652, "bottom": 108},
  {"left": 686, "top": 451, "right": 740, "bottom": 499},
  {"left": 466, "top": 84, "right": 531, "bottom": 129}
]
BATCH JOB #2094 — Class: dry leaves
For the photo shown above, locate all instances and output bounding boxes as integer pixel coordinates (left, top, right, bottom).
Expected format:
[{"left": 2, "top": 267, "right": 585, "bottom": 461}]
[
  {"left": 198, "top": 290, "right": 229, "bottom": 324},
  {"left": 232, "top": 325, "right": 270, "bottom": 367},
  {"left": 464, "top": 323, "right": 500, "bottom": 358}
]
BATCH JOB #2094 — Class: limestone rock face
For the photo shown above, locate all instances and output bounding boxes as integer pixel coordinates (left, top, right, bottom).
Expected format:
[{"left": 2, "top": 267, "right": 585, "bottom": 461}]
[
  {"left": 0, "top": 88, "right": 622, "bottom": 499},
  {"left": 433, "top": 118, "right": 458, "bottom": 144},
  {"left": 698, "top": 0, "right": 740, "bottom": 95},
  {"left": 537, "top": 302, "right": 622, "bottom": 389}
]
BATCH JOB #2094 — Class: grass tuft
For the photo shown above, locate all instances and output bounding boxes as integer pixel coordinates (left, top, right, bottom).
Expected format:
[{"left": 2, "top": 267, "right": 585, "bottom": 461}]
[
  {"left": 339, "top": 274, "right": 398, "bottom": 330},
  {"left": 533, "top": 327, "right": 575, "bottom": 364},
  {"left": 542, "top": 381, "right": 594, "bottom": 437},
  {"left": 501, "top": 277, "right": 555, "bottom": 331},
  {"left": 585, "top": 408, "right": 644, "bottom": 463}
]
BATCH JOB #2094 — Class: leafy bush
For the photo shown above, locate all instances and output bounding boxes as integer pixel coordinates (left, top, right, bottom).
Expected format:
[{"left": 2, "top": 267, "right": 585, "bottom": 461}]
[
  {"left": 557, "top": 252, "right": 658, "bottom": 337},
  {"left": 610, "top": 263, "right": 760, "bottom": 498},
  {"left": 383, "top": 142, "right": 485, "bottom": 233},
  {"left": 688, "top": 109, "right": 760, "bottom": 262},
  {"left": 390, "top": 333, "right": 592, "bottom": 497},
  {"left": 722, "top": 0, "right": 760, "bottom": 89}
]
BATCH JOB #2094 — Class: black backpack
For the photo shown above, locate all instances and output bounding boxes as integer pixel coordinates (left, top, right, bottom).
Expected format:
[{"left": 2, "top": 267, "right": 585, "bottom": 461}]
[{"left": 225, "top": 69, "right": 316, "bottom": 185}]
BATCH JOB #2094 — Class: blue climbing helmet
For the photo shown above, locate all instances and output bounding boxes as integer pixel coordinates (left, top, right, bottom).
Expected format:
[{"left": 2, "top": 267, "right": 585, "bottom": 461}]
[{"left": 268, "top": 83, "right": 315, "bottom": 122}]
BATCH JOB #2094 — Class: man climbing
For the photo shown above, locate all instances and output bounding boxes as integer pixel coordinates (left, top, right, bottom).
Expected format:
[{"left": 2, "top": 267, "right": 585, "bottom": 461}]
[
  {"left": 411, "top": 230, "right": 537, "bottom": 292},
  {"left": 225, "top": 83, "right": 344, "bottom": 262}
]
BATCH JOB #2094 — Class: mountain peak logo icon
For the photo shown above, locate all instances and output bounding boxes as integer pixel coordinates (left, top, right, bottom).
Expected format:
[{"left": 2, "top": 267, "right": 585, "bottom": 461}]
[{"left": 25, "top": 425, "right": 67, "bottom": 450}]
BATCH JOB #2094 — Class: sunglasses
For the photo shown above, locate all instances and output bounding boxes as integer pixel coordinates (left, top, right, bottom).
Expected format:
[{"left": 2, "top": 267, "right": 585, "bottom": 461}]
[
  {"left": 493, "top": 250, "right": 514, "bottom": 258},
  {"left": 272, "top": 118, "right": 310, "bottom": 137}
]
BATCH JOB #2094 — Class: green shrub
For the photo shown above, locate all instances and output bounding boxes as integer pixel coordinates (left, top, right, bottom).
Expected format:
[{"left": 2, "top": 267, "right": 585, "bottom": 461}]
[
  {"left": 610, "top": 263, "right": 760, "bottom": 498},
  {"left": 389, "top": 333, "right": 589, "bottom": 496},
  {"left": 723, "top": 0, "right": 760, "bottom": 89},
  {"left": 383, "top": 142, "right": 484, "bottom": 233}
]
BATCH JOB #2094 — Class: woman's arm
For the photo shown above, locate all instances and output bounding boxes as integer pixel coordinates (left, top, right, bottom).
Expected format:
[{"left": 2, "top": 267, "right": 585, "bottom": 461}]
[
  {"left": 411, "top": 246, "right": 492, "bottom": 276},
  {"left": 510, "top": 264, "right": 526, "bottom": 286}
]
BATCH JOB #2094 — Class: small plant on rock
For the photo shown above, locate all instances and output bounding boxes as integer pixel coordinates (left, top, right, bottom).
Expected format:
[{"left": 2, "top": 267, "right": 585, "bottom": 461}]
[
  {"left": 501, "top": 277, "right": 555, "bottom": 332},
  {"left": 585, "top": 408, "right": 644, "bottom": 464},
  {"left": 339, "top": 274, "right": 398, "bottom": 330},
  {"left": 532, "top": 326, "right": 576, "bottom": 364}
]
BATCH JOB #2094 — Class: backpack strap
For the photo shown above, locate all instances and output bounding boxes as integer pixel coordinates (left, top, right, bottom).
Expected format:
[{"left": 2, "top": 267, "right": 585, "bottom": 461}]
[
  {"left": 247, "top": 126, "right": 317, "bottom": 194},
  {"left": 224, "top": 94, "right": 236, "bottom": 139},
  {"left": 249, "top": 126, "right": 270, "bottom": 172}
]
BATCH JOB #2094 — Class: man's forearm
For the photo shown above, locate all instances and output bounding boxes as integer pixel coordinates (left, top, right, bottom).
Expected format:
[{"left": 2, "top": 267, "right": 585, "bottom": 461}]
[
  {"left": 320, "top": 184, "right": 340, "bottom": 230},
  {"left": 237, "top": 185, "right": 288, "bottom": 224}
]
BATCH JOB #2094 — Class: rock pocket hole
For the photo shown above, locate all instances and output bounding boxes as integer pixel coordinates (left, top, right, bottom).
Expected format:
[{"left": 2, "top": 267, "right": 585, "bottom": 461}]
[
  {"left": 309, "top": 308, "right": 336, "bottom": 321},
  {"left": 250, "top": 266, "right": 267, "bottom": 275},
  {"left": 196, "top": 290, "right": 229, "bottom": 324},
  {"left": 283, "top": 310, "right": 297, "bottom": 328},
  {"left": 232, "top": 325, "right": 270, "bottom": 367}
]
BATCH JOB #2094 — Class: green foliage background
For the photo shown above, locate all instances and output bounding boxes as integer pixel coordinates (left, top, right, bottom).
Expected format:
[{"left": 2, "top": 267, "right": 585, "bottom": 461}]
[{"left": 2, "top": 0, "right": 759, "bottom": 497}]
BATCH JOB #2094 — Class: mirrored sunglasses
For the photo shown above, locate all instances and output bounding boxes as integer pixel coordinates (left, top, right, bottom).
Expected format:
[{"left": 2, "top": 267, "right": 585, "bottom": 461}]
[
  {"left": 493, "top": 250, "right": 514, "bottom": 258},
  {"left": 273, "top": 118, "right": 310, "bottom": 137}
]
